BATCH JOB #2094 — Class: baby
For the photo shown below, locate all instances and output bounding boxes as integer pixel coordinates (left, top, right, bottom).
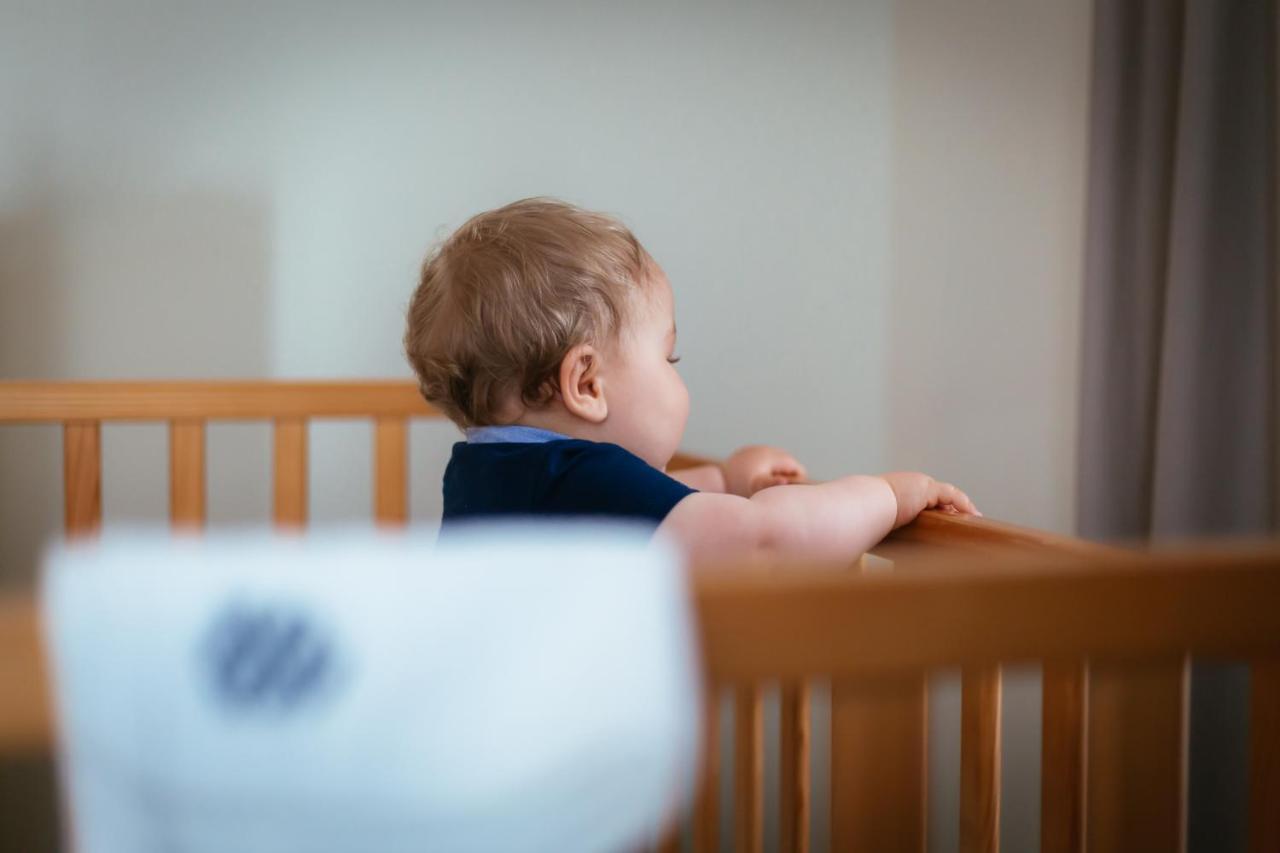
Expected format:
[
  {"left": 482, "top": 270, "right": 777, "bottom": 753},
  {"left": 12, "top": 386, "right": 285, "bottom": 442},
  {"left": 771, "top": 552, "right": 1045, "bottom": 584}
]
[{"left": 405, "top": 198, "right": 977, "bottom": 558}]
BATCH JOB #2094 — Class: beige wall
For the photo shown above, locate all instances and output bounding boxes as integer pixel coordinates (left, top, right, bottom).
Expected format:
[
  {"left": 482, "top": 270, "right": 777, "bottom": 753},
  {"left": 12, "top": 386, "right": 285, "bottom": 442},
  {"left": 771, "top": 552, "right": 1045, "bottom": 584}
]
[
  {"left": 889, "top": 0, "right": 1091, "bottom": 536},
  {"left": 1, "top": 3, "right": 1093, "bottom": 850}
]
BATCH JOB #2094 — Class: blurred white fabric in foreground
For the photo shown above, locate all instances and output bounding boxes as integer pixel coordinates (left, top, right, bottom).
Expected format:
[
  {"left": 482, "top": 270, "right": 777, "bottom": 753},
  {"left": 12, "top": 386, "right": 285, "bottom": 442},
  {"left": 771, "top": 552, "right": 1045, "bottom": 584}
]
[{"left": 40, "top": 523, "right": 701, "bottom": 853}]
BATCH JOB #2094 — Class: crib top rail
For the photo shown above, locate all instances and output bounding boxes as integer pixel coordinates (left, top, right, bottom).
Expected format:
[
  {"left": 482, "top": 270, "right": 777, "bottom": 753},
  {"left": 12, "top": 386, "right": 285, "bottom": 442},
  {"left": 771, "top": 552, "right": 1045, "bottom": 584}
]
[
  {"left": 0, "top": 380, "right": 437, "bottom": 422},
  {"left": 873, "top": 508, "right": 1119, "bottom": 563},
  {"left": 695, "top": 542, "right": 1280, "bottom": 680}
]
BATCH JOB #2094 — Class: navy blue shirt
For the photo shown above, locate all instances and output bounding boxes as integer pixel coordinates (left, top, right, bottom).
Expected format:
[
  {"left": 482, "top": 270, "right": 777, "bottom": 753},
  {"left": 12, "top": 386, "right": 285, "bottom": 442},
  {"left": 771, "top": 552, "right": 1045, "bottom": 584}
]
[{"left": 442, "top": 426, "right": 696, "bottom": 526}]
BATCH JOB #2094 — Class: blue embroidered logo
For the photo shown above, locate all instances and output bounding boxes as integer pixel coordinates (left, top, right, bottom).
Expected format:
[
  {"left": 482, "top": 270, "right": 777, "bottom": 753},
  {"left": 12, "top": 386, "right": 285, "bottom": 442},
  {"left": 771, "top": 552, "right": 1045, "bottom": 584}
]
[{"left": 200, "top": 599, "right": 342, "bottom": 713}]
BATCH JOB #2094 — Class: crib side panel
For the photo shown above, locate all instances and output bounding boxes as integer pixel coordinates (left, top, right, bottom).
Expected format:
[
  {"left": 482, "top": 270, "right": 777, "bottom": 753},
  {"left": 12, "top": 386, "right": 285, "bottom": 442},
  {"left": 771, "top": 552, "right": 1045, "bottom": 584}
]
[{"left": 10, "top": 396, "right": 1280, "bottom": 853}]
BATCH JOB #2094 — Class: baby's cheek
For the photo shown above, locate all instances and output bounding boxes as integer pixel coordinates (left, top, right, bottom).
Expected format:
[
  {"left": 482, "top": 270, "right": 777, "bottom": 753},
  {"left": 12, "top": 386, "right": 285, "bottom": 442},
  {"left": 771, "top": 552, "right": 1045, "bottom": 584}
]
[{"left": 674, "top": 380, "right": 691, "bottom": 429}]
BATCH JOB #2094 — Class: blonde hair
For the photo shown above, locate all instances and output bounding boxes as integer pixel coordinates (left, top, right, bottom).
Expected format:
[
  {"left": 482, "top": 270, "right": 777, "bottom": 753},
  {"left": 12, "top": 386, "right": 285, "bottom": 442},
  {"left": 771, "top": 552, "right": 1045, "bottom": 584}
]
[{"left": 404, "top": 198, "right": 654, "bottom": 427}]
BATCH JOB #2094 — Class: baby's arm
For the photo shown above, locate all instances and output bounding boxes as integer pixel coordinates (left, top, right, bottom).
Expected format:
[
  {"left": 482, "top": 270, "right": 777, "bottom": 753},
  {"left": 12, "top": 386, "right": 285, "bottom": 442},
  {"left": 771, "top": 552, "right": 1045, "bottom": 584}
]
[
  {"left": 666, "top": 445, "right": 806, "bottom": 495},
  {"left": 658, "top": 472, "right": 976, "bottom": 561}
]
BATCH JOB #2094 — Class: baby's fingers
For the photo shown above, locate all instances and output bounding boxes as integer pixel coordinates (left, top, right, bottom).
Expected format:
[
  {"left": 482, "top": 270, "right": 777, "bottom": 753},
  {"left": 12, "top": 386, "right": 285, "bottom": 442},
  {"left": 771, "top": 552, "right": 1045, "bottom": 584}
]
[
  {"left": 771, "top": 462, "right": 807, "bottom": 482},
  {"left": 936, "top": 482, "right": 981, "bottom": 516},
  {"left": 750, "top": 473, "right": 797, "bottom": 493}
]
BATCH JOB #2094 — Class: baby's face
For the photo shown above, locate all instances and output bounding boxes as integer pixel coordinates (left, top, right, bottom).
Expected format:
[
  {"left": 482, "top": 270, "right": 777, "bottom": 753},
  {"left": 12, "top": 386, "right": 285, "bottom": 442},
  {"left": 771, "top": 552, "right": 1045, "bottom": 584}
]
[{"left": 602, "top": 264, "right": 690, "bottom": 469}]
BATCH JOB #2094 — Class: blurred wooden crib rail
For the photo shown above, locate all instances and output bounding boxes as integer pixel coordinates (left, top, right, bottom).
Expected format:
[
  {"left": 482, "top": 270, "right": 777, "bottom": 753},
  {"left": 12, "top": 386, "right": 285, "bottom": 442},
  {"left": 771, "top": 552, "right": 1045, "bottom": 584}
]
[
  {"left": 2, "top": 379, "right": 1279, "bottom": 853},
  {"left": 0, "top": 380, "right": 439, "bottom": 531}
]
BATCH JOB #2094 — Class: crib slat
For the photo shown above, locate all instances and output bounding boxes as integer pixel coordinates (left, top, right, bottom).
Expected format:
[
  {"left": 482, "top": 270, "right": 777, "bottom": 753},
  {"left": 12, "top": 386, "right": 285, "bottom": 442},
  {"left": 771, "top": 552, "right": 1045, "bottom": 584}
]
[
  {"left": 63, "top": 421, "right": 101, "bottom": 537},
  {"left": 169, "top": 419, "right": 205, "bottom": 529},
  {"left": 1249, "top": 659, "right": 1280, "bottom": 853},
  {"left": 694, "top": 687, "right": 721, "bottom": 853},
  {"left": 0, "top": 598, "right": 51, "bottom": 751},
  {"left": 653, "top": 824, "right": 681, "bottom": 853},
  {"left": 734, "top": 685, "right": 764, "bottom": 853},
  {"left": 961, "top": 665, "right": 1001, "bottom": 853},
  {"left": 1086, "top": 658, "right": 1188, "bottom": 853},
  {"left": 273, "top": 418, "right": 308, "bottom": 529},
  {"left": 373, "top": 416, "right": 408, "bottom": 526},
  {"left": 1041, "top": 660, "right": 1086, "bottom": 853},
  {"left": 779, "top": 682, "right": 811, "bottom": 853},
  {"left": 830, "top": 674, "right": 927, "bottom": 852}
]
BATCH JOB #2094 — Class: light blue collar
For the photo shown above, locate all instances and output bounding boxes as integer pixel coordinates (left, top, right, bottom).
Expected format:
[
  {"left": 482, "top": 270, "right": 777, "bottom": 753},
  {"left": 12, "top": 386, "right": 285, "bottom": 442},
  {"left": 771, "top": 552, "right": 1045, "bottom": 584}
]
[{"left": 465, "top": 425, "right": 571, "bottom": 444}]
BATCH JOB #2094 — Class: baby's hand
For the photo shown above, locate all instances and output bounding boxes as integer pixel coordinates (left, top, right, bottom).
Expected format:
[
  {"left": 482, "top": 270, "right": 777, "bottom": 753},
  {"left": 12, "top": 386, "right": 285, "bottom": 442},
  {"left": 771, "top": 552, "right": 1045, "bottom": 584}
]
[
  {"left": 724, "top": 445, "right": 808, "bottom": 497},
  {"left": 879, "top": 472, "right": 980, "bottom": 528}
]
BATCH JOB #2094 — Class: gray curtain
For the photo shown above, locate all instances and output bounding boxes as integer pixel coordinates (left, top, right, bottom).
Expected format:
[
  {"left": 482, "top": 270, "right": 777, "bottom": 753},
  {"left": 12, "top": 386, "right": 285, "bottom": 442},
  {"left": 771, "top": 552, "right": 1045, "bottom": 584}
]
[{"left": 1078, "top": 1, "right": 1277, "bottom": 849}]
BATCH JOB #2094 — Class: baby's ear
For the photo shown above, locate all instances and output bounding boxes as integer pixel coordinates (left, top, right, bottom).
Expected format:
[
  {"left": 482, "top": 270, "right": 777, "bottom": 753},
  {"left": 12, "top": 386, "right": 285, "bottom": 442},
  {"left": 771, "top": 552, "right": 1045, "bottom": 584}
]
[{"left": 558, "top": 343, "right": 608, "bottom": 424}]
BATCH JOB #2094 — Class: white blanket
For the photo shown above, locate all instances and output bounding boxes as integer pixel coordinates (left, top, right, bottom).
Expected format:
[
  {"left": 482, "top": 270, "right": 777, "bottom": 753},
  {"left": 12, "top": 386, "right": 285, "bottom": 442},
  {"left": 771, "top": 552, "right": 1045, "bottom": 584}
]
[{"left": 41, "top": 523, "right": 701, "bottom": 853}]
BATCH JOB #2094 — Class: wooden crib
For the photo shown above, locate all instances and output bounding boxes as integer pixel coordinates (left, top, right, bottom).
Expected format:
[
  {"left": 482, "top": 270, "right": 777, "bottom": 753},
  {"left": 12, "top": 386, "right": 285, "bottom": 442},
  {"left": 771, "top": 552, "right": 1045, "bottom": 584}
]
[{"left": 0, "top": 380, "right": 1278, "bottom": 853}]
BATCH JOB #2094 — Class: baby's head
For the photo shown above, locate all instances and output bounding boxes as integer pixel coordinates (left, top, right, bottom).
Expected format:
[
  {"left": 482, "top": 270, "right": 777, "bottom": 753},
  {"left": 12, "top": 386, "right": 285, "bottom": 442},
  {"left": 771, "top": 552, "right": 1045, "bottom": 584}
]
[{"left": 405, "top": 198, "right": 688, "bottom": 469}]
